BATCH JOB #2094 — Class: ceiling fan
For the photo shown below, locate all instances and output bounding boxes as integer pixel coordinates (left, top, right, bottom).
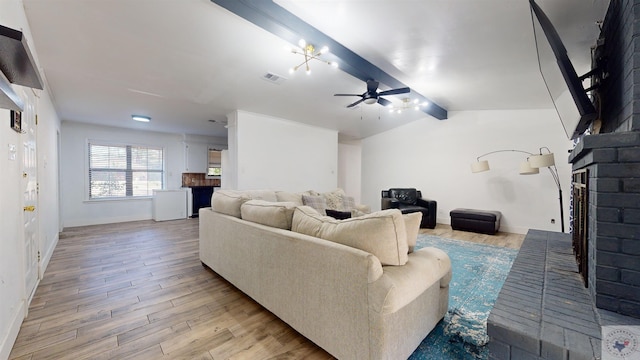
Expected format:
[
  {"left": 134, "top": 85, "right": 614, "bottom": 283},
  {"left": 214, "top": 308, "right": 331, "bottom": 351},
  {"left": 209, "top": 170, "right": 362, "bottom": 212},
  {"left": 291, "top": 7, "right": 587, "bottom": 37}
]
[{"left": 334, "top": 79, "right": 410, "bottom": 108}]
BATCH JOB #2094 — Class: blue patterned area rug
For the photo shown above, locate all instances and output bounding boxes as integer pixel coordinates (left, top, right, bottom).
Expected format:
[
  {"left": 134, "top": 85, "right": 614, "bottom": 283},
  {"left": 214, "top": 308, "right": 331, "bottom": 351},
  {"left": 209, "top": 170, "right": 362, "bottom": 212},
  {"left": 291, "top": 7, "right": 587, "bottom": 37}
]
[{"left": 409, "top": 234, "right": 518, "bottom": 360}]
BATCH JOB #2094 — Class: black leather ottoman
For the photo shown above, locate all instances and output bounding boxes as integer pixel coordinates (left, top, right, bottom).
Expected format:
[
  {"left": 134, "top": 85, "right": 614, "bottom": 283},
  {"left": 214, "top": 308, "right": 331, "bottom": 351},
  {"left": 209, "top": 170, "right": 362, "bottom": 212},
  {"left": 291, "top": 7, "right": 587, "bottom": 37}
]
[{"left": 450, "top": 208, "right": 502, "bottom": 235}]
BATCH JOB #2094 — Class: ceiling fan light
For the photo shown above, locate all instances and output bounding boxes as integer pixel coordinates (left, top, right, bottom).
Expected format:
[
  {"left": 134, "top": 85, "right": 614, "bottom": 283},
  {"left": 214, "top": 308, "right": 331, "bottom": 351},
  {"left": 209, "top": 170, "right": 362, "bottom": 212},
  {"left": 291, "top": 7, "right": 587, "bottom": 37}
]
[
  {"left": 132, "top": 115, "right": 150, "bottom": 122},
  {"left": 320, "top": 46, "right": 329, "bottom": 54},
  {"left": 363, "top": 98, "right": 377, "bottom": 105},
  {"left": 298, "top": 39, "right": 306, "bottom": 47}
]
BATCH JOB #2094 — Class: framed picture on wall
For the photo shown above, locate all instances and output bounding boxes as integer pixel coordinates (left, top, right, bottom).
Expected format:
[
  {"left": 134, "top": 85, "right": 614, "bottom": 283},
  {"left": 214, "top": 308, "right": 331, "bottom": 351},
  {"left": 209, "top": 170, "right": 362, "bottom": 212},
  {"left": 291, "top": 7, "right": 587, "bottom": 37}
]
[{"left": 10, "top": 110, "right": 22, "bottom": 133}]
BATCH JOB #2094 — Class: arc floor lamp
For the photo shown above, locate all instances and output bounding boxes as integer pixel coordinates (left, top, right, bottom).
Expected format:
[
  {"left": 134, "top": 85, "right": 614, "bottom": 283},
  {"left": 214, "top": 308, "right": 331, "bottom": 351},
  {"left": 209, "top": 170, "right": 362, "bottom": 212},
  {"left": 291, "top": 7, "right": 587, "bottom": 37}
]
[{"left": 470, "top": 147, "right": 564, "bottom": 232}]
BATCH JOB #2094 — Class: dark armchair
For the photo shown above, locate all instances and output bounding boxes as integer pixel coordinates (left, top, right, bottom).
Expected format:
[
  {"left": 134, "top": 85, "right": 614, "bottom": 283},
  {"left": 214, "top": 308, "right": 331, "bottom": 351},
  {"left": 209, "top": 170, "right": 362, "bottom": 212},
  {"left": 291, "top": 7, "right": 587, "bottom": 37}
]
[{"left": 381, "top": 188, "right": 437, "bottom": 229}]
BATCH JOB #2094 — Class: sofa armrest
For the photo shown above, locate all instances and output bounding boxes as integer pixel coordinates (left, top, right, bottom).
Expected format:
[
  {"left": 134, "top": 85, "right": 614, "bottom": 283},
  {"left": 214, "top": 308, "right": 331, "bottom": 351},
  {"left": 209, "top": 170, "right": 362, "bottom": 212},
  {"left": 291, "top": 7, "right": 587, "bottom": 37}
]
[
  {"left": 416, "top": 198, "right": 436, "bottom": 212},
  {"left": 381, "top": 197, "right": 399, "bottom": 210},
  {"left": 368, "top": 247, "right": 451, "bottom": 314}
]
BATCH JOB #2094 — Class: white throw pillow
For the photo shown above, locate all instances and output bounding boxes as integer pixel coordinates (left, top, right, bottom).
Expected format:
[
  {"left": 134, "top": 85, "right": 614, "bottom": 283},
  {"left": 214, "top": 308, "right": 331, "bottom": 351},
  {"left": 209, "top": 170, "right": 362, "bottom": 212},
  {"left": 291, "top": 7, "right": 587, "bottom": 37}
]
[
  {"left": 322, "top": 188, "right": 347, "bottom": 210},
  {"left": 292, "top": 206, "right": 409, "bottom": 266},
  {"left": 240, "top": 200, "right": 298, "bottom": 230}
]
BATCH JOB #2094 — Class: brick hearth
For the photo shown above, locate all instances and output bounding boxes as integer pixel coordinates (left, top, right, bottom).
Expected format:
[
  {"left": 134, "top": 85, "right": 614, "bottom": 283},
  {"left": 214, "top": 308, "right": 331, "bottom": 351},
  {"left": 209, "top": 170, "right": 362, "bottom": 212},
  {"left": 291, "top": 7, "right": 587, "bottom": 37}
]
[{"left": 487, "top": 230, "right": 640, "bottom": 359}]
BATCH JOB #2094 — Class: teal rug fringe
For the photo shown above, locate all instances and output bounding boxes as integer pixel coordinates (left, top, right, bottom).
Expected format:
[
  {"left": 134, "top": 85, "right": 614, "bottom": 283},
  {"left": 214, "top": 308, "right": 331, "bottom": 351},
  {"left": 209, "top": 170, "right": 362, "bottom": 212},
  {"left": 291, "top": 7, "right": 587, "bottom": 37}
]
[{"left": 409, "top": 234, "right": 518, "bottom": 360}]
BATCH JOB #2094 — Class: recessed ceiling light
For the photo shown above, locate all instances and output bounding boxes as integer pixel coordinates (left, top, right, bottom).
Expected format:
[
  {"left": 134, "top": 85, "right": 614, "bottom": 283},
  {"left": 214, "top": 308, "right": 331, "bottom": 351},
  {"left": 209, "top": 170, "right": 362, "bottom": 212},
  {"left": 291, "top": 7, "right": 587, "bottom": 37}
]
[{"left": 132, "top": 115, "right": 151, "bottom": 122}]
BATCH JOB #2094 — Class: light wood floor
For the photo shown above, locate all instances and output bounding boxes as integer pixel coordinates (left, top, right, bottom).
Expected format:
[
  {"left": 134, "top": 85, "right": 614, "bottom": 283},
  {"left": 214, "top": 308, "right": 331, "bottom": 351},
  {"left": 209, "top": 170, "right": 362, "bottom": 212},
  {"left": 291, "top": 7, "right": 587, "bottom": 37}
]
[
  {"left": 421, "top": 224, "right": 525, "bottom": 250},
  {"left": 9, "top": 219, "right": 524, "bottom": 360}
]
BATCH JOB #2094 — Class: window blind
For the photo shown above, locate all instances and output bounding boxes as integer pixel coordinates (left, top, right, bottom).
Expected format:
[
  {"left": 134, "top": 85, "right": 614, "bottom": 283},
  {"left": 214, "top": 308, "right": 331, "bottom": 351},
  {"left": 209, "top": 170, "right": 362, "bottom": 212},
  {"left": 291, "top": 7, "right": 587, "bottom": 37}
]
[{"left": 88, "top": 142, "right": 163, "bottom": 199}]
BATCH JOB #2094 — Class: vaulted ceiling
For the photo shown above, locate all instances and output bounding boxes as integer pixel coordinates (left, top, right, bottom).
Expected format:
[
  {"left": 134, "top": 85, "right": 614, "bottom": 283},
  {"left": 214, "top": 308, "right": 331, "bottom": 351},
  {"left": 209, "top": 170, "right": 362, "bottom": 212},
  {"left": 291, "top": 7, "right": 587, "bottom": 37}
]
[{"left": 21, "top": 0, "right": 608, "bottom": 140}]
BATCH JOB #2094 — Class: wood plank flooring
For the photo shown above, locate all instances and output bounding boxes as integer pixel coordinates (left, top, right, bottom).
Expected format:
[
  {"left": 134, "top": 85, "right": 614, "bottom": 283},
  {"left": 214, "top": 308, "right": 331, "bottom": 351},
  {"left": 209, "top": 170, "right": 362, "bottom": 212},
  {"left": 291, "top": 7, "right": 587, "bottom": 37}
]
[
  {"left": 9, "top": 219, "right": 524, "bottom": 359},
  {"left": 422, "top": 224, "right": 525, "bottom": 250}
]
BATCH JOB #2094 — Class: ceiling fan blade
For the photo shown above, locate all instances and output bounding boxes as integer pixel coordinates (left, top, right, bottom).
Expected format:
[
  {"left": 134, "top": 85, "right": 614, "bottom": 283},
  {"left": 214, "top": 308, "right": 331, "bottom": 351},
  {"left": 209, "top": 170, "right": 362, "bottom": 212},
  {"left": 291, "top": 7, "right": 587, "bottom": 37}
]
[
  {"left": 366, "top": 80, "right": 379, "bottom": 93},
  {"left": 334, "top": 93, "right": 362, "bottom": 97},
  {"left": 377, "top": 97, "right": 392, "bottom": 107},
  {"left": 346, "top": 98, "right": 365, "bottom": 108},
  {"left": 378, "top": 87, "right": 410, "bottom": 96}
]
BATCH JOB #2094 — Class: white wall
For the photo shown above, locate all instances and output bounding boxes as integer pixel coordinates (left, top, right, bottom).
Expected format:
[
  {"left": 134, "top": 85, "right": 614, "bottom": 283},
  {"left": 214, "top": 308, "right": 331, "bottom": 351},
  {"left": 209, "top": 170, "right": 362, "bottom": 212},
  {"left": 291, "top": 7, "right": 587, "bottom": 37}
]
[
  {"left": 0, "top": 1, "right": 61, "bottom": 358},
  {"left": 183, "top": 134, "right": 227, "bottom": 173},
  {"left": 36, "top": 92, "right": 62, "bottom": 275},
  {"left": 60, "top": 122, "right": 186, "bottom": 227},
  {"left": 229, "top": 110, "right": 338, "bottom": 192},
  {"left": 338, "top": 141, "right": 362, "bottom": 203},
  {"left": 362, "top": 109, "right": 573, "bottom": 234},
  {"left": 223, "top": 111, "right": 238, "bottom": 189}
]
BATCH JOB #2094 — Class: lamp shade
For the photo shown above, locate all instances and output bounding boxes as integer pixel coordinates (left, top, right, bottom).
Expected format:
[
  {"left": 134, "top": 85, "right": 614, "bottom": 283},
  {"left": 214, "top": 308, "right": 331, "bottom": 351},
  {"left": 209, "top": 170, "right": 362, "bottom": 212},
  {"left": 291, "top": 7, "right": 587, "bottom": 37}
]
[
  {"left": 471, "top": 160, "right": 490, "bottom": 173},
  {"left": 519, "top": 161, "right": 540, "bottom": 175},
  {"left": 529, "top": 153, "right": 555, "bottom": 168}
]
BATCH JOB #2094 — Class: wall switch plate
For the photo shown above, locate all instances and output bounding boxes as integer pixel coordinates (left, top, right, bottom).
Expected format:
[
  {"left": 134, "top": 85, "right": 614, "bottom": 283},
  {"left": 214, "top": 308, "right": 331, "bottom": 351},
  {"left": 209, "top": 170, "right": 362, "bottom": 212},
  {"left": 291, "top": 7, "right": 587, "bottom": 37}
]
[
  {"left": 10, "top": 111, "right": 22, "bottom": 133},
  {"left": 8, "top": 144, "right": 16, "bottom": 160}
]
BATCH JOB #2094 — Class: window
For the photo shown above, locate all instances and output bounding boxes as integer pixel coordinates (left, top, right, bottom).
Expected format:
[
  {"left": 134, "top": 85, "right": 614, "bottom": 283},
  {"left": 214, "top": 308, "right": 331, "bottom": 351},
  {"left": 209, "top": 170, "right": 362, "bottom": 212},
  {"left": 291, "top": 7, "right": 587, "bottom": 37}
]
[
  {"left": 88, "top": 142, "right": 163, "bottom": 199},
  {"left": 207, "top": 149, "right": 222, "bottom": 178}
]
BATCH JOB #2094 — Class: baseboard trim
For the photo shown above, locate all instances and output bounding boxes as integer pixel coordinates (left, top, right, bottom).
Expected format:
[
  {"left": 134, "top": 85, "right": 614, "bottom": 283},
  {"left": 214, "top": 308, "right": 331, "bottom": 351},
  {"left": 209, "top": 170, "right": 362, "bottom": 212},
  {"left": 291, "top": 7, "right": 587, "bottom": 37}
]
[
  {"left": 498, "top": 225, "right": 529, "bottom": 235},
  {"left": 39, "top": 232, "right": 59, "bottom": 279},
  {"left": 64, "top": 215, "right": 152, "bottom": 228},
  {"left": 0, "top": 300, "right": 25, "bottom": 360}
]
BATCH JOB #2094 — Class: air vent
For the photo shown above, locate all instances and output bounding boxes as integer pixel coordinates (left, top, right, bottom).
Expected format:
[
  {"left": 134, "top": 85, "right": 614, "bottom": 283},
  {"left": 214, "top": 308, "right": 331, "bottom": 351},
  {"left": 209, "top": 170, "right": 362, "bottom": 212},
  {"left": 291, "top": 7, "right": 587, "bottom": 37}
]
[{"left": 261, "top": 72, "right": 287, "bottom": 85}]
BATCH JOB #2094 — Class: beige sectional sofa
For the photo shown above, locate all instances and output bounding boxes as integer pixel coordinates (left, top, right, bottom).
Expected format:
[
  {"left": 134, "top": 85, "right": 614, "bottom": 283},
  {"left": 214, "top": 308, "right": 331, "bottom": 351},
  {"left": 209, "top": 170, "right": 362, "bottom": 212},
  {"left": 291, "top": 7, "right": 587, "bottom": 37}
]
[{"left": 199, "top": 189, "right": 452, "bottom": 360}]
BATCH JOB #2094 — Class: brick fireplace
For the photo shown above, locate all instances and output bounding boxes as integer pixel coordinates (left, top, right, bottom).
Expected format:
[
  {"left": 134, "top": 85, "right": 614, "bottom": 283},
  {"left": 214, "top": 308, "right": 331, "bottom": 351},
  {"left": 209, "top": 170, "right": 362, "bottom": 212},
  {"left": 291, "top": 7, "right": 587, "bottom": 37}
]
[
  {"left": 487, "top": 1, "right": 640, "bottom": 358},
  {"left": 567, "top": 0, "right": 640, "bottom": 319},
  {"left": 569, "top": 133, "right": 640, "bottom": 318}
]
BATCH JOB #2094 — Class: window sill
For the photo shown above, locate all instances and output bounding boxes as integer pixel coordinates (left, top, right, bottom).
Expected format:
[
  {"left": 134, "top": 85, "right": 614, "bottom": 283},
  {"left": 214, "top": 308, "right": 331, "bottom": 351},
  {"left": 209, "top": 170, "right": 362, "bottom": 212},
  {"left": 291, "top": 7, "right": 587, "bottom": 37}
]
[{"left": 84, "top": 196, "right": 153, "bottom": 203}]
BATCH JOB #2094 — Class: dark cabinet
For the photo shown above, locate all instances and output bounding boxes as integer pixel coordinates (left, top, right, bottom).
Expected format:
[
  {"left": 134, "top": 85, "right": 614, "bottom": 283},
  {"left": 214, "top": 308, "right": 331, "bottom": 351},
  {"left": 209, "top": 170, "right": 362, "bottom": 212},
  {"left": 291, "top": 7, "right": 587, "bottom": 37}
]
[{"left": 190, "top": 186, "right": 214, "bottom": 217}]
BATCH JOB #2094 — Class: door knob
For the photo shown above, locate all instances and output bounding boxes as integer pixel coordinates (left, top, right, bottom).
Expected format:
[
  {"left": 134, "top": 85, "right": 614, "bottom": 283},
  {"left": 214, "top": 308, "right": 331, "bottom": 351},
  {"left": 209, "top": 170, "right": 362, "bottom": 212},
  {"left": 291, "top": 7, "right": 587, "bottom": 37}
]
[{"left": 23, "top": 205, "right": 35, "bottom": 212}]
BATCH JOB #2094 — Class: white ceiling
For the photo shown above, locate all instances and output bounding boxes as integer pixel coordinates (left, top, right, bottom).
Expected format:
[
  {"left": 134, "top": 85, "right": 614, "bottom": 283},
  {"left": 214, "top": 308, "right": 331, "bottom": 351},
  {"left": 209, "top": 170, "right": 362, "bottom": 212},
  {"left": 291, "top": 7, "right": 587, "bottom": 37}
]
[{"left": 21, "top": 0, "right": 608, "bottom": 140}]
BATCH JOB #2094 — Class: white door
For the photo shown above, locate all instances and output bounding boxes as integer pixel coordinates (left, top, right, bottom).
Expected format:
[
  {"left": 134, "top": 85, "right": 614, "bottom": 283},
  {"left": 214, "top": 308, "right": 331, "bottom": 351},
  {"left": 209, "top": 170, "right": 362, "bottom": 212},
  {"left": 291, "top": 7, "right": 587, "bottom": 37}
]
[{"left": 22, "top": 91, "right": 39, "bottom": 304}]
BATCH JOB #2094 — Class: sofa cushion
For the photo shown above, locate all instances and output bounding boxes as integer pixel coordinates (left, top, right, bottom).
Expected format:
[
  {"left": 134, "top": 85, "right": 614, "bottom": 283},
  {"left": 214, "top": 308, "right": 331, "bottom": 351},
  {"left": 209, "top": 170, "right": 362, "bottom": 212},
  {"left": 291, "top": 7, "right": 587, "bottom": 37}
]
[
  {"left": 403, "top": 212, "right": 422, "bottom": 253},
  {"left": 292, "top": 206, "right": 409, "bottom": 266},
  {"left": 244, "top": 190, "right": 278, "bottom": 202},
  {"left": 240, "top": 200, "right": 297, "bottom": 230},
  {"left": 302, "top": 195, "right": 328, "bottom": 215},
  {"left": 211, "top": 190, "right": 252, "bottom": 218},
  {"left": 276, "top": 191, "right": 304, "bottom": 206}
]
